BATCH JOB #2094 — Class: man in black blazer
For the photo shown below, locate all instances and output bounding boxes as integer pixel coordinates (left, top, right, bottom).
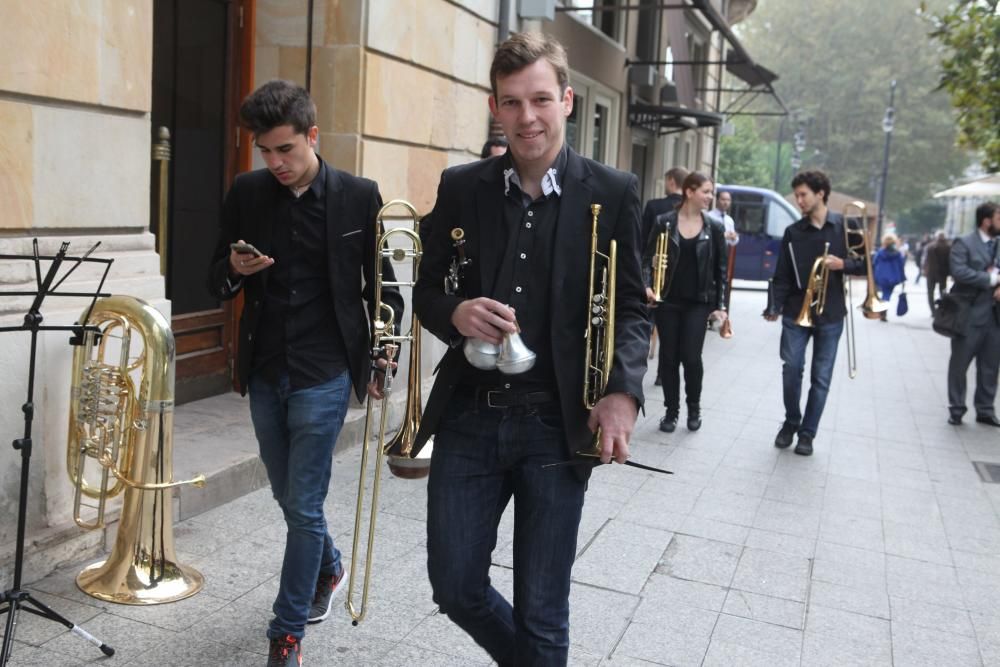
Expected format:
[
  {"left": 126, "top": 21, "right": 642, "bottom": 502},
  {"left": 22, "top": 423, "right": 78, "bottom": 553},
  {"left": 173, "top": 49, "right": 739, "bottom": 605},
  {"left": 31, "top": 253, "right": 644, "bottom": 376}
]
[
  {"left": 412, "top": 33, "right": 649, "bottom": 666},
  {"left": 640, "top": 166, "right": 687, "bottom": 253},
  {"left": 207, "top": 80, "right": 402, "bottom": 665},
  {"left": 947, "top": 202, "right": 1000, "bottom": 426}
]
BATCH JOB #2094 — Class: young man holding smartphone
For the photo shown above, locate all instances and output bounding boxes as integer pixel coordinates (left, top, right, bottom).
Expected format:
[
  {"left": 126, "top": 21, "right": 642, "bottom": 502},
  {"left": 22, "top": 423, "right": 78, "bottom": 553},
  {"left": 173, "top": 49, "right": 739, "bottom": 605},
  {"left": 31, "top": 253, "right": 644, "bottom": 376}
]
[{"left": 207, "top": 80, "right": 402, "bottom": 666}]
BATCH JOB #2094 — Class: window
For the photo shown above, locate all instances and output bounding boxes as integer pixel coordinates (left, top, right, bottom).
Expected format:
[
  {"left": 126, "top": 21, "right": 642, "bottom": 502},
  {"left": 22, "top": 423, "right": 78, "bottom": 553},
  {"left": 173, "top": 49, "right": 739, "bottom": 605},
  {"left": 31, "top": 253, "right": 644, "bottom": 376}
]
[
  {"left": 767, "top": 199, "right": 798, "bottom": 238},
  {"left": 564, "top": 0, "right": 622, "bottom": 43},
  {"left": 568, "top": 77, "right": 619, "bottom": 166}
]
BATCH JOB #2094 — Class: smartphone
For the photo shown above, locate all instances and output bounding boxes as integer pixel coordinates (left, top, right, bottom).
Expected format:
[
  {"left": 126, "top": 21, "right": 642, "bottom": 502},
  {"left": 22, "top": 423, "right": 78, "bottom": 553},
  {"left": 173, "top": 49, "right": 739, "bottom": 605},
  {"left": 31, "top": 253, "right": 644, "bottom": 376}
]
[{"left": 230, "top": 242, "right": 263, "bottom": 257}]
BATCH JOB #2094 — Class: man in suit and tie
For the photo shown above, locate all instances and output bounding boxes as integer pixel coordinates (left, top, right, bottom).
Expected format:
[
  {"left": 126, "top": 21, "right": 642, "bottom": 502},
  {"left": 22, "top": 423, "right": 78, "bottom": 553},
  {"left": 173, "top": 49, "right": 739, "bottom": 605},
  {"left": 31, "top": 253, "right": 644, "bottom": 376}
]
[
  {"left": 207, "top": 80, "right": 403, "bottom": 665},
  {"left": 412, "top": 33, "right": 649, "bottom": 666},
  {"left": 947, "top": 202, "right": 1000, "bottom": 426}
]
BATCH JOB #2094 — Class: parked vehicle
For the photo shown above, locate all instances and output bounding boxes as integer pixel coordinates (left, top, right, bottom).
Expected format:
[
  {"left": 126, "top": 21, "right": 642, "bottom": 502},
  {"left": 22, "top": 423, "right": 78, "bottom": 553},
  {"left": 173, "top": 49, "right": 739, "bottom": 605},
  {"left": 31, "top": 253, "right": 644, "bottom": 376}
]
[{"left": 716, "top": 184, "right": 800, "bottom": 281}]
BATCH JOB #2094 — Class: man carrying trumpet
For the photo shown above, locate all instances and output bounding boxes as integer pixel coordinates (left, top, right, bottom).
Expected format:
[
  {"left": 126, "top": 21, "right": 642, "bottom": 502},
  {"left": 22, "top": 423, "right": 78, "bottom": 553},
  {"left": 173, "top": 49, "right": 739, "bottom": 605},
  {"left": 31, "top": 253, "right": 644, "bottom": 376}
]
[
  {"left": 412, "top": 33, "right": 649, "bottom": 666},
  {"left": 763, "top": 171, "right": 865, "bottom": 456}
]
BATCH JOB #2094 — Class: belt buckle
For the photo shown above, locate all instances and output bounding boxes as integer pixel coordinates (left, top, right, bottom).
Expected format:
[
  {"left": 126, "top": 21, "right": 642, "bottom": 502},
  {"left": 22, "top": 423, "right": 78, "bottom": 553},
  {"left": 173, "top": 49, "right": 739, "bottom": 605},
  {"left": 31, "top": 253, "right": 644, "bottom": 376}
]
[{"left": 486, "top": 390, "right": 503, "bottom": 408}]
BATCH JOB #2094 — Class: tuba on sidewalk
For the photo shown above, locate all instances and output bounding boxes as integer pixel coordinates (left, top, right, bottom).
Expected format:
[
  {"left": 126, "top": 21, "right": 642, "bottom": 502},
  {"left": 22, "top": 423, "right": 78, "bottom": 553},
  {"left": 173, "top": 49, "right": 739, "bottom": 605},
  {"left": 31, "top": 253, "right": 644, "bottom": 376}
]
[{"left": 67, "top": 295, "right": 205, "bottom": 604}]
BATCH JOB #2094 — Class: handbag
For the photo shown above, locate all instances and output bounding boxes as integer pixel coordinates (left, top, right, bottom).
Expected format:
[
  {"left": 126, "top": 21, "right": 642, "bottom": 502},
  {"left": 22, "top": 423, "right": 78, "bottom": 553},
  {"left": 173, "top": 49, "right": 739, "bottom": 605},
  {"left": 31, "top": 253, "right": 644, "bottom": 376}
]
[
  {"left": 932, "top": 291, "right": 969, "bottom": 338},
  {"left": 896, "top": 284, "right": 908, "bottom": 317}
]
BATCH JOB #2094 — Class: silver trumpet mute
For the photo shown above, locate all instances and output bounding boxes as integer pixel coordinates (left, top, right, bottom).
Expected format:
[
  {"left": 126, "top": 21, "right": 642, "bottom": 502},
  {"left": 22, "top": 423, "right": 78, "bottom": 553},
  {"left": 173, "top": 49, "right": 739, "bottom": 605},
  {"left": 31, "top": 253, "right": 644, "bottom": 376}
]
[
  {"left": 496, "top": 329, "right": 536, "bottom": 375},
  {"left": 464, "top": 337, "right": 501, "bottom": 370}
]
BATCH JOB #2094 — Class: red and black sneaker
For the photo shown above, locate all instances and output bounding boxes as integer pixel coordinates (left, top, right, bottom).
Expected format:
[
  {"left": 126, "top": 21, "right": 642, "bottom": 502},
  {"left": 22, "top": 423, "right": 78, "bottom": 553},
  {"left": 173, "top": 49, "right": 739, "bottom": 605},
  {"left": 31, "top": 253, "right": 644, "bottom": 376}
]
[
  {"left": 307, "top": 567, "right": 345, "bottom": 624},
  {"left": 267, "top": 634, "right": 302, "bottom": 667}
]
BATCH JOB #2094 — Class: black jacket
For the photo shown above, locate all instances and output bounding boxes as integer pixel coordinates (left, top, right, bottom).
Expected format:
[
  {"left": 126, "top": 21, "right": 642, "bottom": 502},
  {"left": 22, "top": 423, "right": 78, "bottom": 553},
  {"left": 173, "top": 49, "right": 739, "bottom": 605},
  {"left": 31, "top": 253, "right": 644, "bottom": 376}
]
[
  {"left": 206, "top": 161, "right": 404, "bottom": 401},
  {"left": 412, "top": 148, "right": 650, "bottom": 477},
  {"left": 642, "top": 210, "right": 727, "bottom": 311}
]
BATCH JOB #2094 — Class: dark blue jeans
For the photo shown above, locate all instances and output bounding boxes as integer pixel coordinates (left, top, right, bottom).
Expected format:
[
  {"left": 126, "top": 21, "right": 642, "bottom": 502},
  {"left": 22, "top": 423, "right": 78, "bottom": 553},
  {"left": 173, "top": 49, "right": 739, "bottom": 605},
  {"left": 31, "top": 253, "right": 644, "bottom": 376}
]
[
  {"left": 780, "top": 316, "right": 844, "bottom": 437},
  {"left": 426, "top": 395, "right": 586, "bottom": 667},
  {"left": 248, "top": 371, "right": 350, "bottom": 640}
]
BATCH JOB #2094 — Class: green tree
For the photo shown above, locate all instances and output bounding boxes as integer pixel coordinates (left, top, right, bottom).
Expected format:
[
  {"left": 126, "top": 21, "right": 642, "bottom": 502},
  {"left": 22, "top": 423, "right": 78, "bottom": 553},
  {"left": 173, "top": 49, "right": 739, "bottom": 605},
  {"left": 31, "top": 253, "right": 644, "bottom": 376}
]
[
  {"left": 718, "top": 116, "right": 774, "bottom": 187},
  {"left": 733, "top": 0, "right": 971, "bottom": 213},
  {"left": 926, "top": 0, "right": 1000, "bottom": 171}
]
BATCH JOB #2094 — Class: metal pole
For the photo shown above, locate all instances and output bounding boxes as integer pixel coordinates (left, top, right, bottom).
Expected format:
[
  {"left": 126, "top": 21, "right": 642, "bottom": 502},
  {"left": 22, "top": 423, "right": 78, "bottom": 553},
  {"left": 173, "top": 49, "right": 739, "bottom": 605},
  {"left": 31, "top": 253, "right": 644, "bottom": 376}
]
[
  {"left": 773, "top": 115, "right": 786, "bottom": 191},
  {"left": 875, "top": 80, "right": 896, "bottom": 243}
]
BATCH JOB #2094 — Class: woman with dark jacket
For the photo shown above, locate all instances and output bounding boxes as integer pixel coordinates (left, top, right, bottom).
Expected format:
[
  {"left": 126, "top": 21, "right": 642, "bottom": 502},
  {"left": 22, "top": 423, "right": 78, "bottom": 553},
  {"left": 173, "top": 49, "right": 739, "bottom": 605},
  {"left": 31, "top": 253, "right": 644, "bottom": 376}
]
[
  {"left": 873, "top": 232, "right": 907, "bottom": 321},
  {"left": 642, "top": 172, "right": 728, "bottom": 433}
]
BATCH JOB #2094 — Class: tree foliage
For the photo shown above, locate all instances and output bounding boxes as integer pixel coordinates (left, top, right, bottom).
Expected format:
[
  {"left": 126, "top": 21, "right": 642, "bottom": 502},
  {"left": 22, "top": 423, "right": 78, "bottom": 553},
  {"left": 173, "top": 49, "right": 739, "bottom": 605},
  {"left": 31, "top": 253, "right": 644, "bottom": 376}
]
[
  {"left": 729, "top": 0, "right": 970, "bottom": 217},
  {"left": 718, "top": 116, "right": 774, "bottom": 187},
  {"left": 926, "top": 0, "right": 1000, "bottom": 171}
]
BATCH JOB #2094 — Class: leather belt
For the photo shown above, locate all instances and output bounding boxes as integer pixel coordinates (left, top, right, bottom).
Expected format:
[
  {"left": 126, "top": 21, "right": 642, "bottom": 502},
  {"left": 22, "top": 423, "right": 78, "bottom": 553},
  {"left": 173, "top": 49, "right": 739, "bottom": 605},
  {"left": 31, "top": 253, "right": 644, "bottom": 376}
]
[{"left": 468, "top": 386, "right": 558, "bottom": 409}]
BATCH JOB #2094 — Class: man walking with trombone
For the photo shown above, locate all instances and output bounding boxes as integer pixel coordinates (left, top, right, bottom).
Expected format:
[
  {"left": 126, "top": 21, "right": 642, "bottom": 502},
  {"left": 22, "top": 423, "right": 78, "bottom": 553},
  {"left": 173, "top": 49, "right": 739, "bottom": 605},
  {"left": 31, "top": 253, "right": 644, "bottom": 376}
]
[
  {"left": 763, "top": 171, "right": 866, "bottom": 456},
  {"left": 207, "top": 80, "right": 402, "bottom": 666}
]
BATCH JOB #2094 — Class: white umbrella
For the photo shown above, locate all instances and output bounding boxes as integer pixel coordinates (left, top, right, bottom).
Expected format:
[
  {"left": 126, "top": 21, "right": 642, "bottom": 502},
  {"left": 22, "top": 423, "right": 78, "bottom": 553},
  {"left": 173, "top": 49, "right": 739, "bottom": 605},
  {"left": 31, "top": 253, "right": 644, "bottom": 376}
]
[{"left": 933, "top": 173, "right": 1000, "bottom": 198}]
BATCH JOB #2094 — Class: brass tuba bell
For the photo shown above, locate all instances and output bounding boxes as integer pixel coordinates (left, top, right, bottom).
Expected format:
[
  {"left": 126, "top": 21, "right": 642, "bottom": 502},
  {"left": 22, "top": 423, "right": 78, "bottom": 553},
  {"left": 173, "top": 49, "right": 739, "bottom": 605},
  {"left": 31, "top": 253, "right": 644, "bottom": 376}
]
[{"left": 68, "top": 296, "right": 205, "bottom": 604}]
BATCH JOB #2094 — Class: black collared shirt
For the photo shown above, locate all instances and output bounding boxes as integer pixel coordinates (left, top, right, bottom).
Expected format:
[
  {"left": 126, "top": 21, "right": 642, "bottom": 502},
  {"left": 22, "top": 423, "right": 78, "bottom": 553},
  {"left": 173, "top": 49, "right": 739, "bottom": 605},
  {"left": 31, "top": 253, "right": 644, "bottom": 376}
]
[
  {"left": 771, "top": 213, "right": 865, "bottom": 324},
  {"left": 461, "top": 148, "right": 567, "bottom": 389},
  {"left": 252, "top": 160, "right": 349, "bottom": 388}
]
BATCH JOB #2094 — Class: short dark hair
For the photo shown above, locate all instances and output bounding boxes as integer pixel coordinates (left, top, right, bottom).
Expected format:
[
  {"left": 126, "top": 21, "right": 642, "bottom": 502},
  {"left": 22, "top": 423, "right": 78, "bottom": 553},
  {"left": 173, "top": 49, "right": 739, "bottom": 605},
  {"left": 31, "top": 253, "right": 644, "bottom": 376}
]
[
  {"left": 976, "top": 202, "right": 998, "bottom": 228},
  {"left": 490, "top": 32, "right": 569, "bottom": 99},
  {"left": 791, "top": 170, "right": 831, "bottom": 204},
  {"left": 665, "top": 167, "right": 688, "bottom": 189},
  {"left": 480, "top": 136, "right": 508, "bottom": 159},
  {"left": 239, "top": 80, "right": 317, "bottom": 136},
  {"left": 678, "top": 171, "right": 712, "bottom": 210}
]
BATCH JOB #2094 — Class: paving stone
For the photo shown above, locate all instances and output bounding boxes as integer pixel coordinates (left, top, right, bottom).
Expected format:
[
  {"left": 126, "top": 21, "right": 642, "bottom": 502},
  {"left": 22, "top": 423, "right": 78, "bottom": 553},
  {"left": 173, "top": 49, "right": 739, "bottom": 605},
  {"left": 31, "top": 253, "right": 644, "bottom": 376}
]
[
  {"left": 6, "top": 641, "right": 87, "bottom": 666},
  {"left": 676, "top": 515, "right": 750, "bottom": 546},
  {"left": 656, "top": 535, "right": 741, "bottom": 587},
  {"left": 808, "top": 579, "right": 890, "bottom": 619},
  {"left": 800, "top": 631, "right": 894, "bottom": 666},
  {"left": 722, "top": 589, "right": 805, "bottom": 629},
  {"left": 744, "top": 528, "right": 816, "bottom": 558},
  {"left": 702, "top": 638, "right": 799, "bottom": 667},
  {"left": 8, "top": 590, "right": 103, "bottom": 647},
  {"left": 730, "top": 547, "right": 810, "bottom": 602},
  {"left": 120, "top": 637, "right": 261, "bottom": 666},
  {"left": 752, "top": 499, "right": 821, "bottom": 539},
  {"left": 891, "top": 621, "right": 984, "bottom": 667},
  {"left": 566, "top": 580, "right": 638, "bottom": 655},
  {"left": 572, "top": 519, "right": 673, "bottom": 595},
  {"left": 890, "top": 596, "right": 976, "bottom": 638},
  {"left": 615, "top": 603, "right": 717, "bottom": 666},
  {"left": 642, "top": 573, "right": 727, "bottom": 612},
  {"left": 710, "top": 613, "right": 802, "bottom": 661},
  {"left": 805, "top": 603, "right": 891, "bottom": 647},
  {"left": 377, "top": 643, "right": 490, "bottom": 667},
  {"left": 39, "top": 611, "right": 176, "bottom": 664},
  {"left": 817, "top": 512, "right": 884, "bottom": 551}
]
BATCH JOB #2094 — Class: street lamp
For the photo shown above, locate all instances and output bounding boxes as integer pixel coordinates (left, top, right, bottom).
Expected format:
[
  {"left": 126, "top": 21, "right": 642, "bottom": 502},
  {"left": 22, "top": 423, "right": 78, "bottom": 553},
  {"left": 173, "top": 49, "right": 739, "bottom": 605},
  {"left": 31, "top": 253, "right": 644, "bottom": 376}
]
[{"left": 875, "top": 80, "right": 897, "bottom": 242}]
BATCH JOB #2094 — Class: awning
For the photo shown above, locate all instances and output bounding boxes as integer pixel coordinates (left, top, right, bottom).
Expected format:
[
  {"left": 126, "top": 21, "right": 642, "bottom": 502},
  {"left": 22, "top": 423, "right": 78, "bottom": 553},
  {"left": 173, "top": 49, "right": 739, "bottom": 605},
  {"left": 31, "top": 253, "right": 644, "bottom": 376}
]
[
  {"left": 933, "top": 173, "right": 1000, "bottom": 198},
  {"left": 629, "top": 103, "right": 724, "bottom": 136}
]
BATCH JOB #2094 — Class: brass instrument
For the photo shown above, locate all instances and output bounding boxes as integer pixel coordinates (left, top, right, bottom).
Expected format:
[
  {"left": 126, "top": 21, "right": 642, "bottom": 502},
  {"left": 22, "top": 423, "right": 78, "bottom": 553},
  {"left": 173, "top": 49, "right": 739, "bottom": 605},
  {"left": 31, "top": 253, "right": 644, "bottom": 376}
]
[
  {"left": 444, "top": 227, "right": 469, "bottom": 296},
  {"left": 842, "top": 201, "right": 888, "bottom": 378},
  {"left": 579, "top": 204, "right": 616, "bottom": 457},
  {"left": 651, "top": 231, "right": 668, "bottom": 303},
  {"left": 719, "top": 243, "right": 736, "bottom": 339},
  {"left": 347, "top": 199, "right": 429, "bottom": 625},
  {"left": 793, "top": 242, "right": 830, "bottom": 328},
  {"left": 68, "top": 295, "right": 205, "bottom": 604}
]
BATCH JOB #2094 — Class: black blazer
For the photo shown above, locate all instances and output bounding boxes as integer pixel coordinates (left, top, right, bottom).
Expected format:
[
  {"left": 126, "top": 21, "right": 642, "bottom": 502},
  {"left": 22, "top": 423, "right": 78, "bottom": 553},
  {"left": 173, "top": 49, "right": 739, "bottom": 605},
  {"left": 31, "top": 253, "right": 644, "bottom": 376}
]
[
  {"left": 642, "top": 210, "right": 728, "bottom": 311},
  {"left": 412, "top": 149, "right": 650, "bottom": 476},
  {"left": 207, "top": 161, "right": 403, "bottom": 402}
]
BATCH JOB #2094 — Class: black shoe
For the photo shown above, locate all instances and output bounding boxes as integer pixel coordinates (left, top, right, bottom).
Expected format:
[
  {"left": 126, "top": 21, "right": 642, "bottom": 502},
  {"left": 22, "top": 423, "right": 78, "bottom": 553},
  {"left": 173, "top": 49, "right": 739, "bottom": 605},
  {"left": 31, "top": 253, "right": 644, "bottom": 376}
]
[
  {"left": 307, "top": 567, "right": 345, "bottom": 624},
  {"left": 774, "top": 422, "right": 797, "bottom": 449},
  {"left": 268, "top": 635, "right": 302, "bottom": 667},
  {"left": 794, "top": 434, "right": 814, "bottom": 456},
  {"left": 976, "top": 415, "right": 1000, "bottom": 427},
  {"left": 687, "top": 405, "right": 701, "bottom": 431},
  {"left": 659, "top": 412, "right": 678, "bottom": 433},
  {"left": 948, "top": 415, "right": 963, "bottom": 426},
  {"left": 654, "top": 374, "right": 662, "bottom": 386}
]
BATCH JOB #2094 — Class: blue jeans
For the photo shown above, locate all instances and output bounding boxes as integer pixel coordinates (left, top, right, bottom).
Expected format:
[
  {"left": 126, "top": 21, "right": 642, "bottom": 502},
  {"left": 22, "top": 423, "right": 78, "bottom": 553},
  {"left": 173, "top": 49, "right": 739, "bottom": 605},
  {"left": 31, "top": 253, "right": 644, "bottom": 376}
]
[
  {"left": 780, "top": 316, "right": 844, "bottom": 437},
  {"left": 248, "top": 371, "right": 351, "bottom": 640},
  {"left": 426, "top": 395, "right": 586, "bottom": 667}
]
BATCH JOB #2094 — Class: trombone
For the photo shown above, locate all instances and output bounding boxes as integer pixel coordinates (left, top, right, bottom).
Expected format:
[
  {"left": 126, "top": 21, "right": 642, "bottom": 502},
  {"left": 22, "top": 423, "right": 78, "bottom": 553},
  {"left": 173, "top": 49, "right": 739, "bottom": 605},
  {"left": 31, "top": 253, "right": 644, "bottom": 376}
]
[
  {"left": 346, "top": 199, "right": 429, "bottom": 625},
  {"left": 842, "top": 201, "right": 888, "bottom": 378}
]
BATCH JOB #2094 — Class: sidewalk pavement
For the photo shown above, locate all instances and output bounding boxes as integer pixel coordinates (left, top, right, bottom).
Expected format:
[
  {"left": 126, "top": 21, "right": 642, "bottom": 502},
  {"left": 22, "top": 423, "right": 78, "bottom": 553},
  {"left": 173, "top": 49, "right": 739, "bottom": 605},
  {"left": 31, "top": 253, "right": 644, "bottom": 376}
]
[{"left": 8, "top": 273, "right": 1000, "bottom": 666}]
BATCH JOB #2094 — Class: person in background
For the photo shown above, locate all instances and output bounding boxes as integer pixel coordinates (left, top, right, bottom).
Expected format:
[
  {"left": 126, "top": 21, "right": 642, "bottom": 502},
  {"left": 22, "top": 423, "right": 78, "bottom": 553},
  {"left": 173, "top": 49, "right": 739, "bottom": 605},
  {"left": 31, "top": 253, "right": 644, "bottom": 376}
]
[
  {"left": 924, "top": 231, "right": 951, "bottom": 314},
  {"left": 873, "top": 233, "right": 907, "bottom": 321},
  {"left": 709, "top": 190, "right": 740, "bottom": 246},
  {"left": 480, "top": 136, "right": 509, "bottom": 159}
]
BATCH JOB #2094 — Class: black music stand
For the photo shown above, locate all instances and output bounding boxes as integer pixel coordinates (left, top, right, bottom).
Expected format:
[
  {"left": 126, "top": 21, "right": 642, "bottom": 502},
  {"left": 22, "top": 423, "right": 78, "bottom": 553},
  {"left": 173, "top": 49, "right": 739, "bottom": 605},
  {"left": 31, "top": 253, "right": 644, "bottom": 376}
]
[{"left": 0, "top": 240, "right": 115, "bottom": 663}]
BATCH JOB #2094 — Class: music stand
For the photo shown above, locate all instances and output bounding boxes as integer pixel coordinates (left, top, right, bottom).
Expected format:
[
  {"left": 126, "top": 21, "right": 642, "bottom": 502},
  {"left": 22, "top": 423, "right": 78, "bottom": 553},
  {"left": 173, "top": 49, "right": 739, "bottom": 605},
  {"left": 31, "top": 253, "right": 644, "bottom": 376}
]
[{"left": 0, "top": 240, "right": 115, "bottom": 663}]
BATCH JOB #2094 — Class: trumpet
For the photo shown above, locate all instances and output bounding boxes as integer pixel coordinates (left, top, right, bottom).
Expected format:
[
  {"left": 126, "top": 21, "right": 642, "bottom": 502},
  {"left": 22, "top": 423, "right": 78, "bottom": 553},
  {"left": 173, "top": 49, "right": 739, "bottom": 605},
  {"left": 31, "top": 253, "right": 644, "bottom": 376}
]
[
  {"left": 579, "top": 204, "right": 616, "bottom": 457},
  {"left": 650, "top": 230, "right": 668, "bottom": 303},
  {"left": 793, "top": 242, "right": 830, "bottom": 328},
  {"left": 347, "top": 199, "right": 429, "bottom": 625}
]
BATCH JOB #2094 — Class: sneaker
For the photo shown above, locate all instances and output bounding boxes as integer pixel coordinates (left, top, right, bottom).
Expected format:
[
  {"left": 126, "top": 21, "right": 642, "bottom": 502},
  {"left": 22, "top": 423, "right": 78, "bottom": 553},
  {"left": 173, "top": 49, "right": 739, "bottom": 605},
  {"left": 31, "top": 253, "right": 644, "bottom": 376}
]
[
  {"left": 307, "top": 568, "right": 345, "bottom": 624},
  {"left": 686, "top": 405, "right": 701, "bottom": 431},
  {"left": 794, "top": 433, "right": 814, "bottom": 456},
  {"left": 267, "top": 635, "right": 302, "bottom": 667},
  {"left": 659, "top": 411, "right": 678, "bottom": 433},
  {"left": 774, "top": 422, "right": 797, "bottom": 449}
]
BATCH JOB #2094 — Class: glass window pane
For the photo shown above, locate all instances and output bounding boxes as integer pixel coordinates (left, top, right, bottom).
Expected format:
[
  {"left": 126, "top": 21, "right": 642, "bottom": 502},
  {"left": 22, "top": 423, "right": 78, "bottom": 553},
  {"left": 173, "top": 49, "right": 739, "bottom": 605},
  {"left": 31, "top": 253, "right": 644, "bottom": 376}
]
[
  {"left": 566, "top": 93, "right": 584, "bottom": 152},
  {"left": 592, "top": 102, "right": 608, "bottom": 162}
]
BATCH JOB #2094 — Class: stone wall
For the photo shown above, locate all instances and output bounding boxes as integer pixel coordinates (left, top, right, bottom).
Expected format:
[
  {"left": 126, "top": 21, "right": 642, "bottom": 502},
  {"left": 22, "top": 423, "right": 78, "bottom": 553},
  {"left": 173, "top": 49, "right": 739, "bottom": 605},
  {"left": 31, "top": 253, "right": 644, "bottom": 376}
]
[{"left": 0, "top": 0, "right": 165, "bottom": 574}]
